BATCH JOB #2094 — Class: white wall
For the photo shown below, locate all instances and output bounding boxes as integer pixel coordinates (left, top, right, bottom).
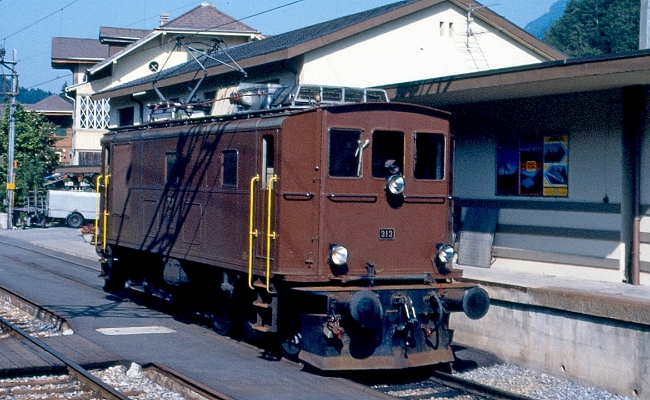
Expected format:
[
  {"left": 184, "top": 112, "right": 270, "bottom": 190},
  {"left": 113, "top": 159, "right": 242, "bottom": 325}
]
[{"left": 301, "top": 4, "right": 548, "bottom": 87}]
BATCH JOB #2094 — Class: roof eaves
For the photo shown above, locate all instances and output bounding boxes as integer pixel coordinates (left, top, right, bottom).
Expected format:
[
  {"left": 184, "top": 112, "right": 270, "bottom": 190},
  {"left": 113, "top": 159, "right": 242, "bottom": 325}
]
[
  {"left": 88, "top": 31, "right": 162, "bottom": 76},
  {"left": 382, "top": 50, "right": 650, "bottom": 102}
]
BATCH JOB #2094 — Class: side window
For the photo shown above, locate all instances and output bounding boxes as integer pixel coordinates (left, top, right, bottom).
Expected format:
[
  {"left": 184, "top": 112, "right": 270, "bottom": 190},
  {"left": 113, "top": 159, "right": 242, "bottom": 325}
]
[
  {"left": 165, "top": 152, "right": 177, "bottom": 184},
  {"left": 372, "top": 130, "right": 404, "bottom": 178},
  {"left": 222, "top": 150, "right": 238, "bottom": 188},
  {"left": 414, "top": 133, "right": 445, "bottom": 180},
  {"left": 329, "top": 129, "right": 362, "bottom": 177}
]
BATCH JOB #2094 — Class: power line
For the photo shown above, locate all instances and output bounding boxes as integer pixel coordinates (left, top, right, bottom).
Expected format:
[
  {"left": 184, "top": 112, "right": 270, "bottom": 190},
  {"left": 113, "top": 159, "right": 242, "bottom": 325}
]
[
  {"left": 123, "top": 0, "right": 201, "bottom": 29},
  {"left": 101, "top": 0, "right": 308, "bottom": 68},
  {"left": 25, "top": 73, "right": 72, "bottom": 90},
  {"left": 18, "top": 0, "right": 308, "bottom": 91},
  {"left": 2, "top": 0, "right": 82, "bottom": 41}
]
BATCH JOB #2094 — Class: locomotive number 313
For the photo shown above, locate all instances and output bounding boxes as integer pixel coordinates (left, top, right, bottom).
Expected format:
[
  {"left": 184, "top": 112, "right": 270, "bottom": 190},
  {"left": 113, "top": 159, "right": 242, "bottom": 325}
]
[{"left": 379, "top": 228, "right": 395, "bottom": 240}]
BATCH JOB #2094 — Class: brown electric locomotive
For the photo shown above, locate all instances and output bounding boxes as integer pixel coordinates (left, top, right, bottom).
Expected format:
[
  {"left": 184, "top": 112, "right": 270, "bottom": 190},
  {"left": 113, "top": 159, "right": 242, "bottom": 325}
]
[{"left": 95, "top": 84, "right": 489, "bottom": 370}]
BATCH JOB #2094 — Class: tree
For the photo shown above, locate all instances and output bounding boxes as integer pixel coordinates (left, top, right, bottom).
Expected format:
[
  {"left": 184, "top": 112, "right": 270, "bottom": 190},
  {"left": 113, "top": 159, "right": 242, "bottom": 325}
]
[
  {"left": 15, "top": 87, "right": 53, "bottom": 104},
  {"left": 544, "top": 0, "right": 640, "bottom": 57},
  {"left": 0, "top": 104, "right": 60, "bottom": 211}
]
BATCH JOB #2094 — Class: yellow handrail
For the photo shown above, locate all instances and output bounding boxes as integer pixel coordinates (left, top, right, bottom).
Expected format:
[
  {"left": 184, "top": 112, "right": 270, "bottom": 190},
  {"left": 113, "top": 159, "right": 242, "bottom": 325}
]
[
  {"left": 248, "top": 175, "right": 260, "bottom": 290},
  {"left": 265, "top": 174, "right": 278, "bottom": 293},
  {"left": 94, "top": 175, "right": 102, "bottom": 245},
  {"left": 102, "top": 174, "right": 111, "bottom": 251}
]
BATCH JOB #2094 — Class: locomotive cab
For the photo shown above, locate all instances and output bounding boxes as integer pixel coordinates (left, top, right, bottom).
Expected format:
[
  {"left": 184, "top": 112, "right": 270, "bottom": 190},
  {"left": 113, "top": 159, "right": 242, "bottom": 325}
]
[{"left": 96, "top": 85, "right": 489, "bottom": 371}]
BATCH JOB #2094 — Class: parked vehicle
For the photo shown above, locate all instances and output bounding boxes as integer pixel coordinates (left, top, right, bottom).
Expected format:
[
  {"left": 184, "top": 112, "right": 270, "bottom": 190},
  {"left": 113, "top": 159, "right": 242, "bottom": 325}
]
[{"left": 46, "top": 190, "right": 99, "bottom": 228}]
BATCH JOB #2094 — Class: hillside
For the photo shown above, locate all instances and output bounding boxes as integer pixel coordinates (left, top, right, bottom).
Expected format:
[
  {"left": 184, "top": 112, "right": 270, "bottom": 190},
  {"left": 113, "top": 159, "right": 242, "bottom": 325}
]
[{"left": 525, "top": 0, "right": 570, "bottom": 39}]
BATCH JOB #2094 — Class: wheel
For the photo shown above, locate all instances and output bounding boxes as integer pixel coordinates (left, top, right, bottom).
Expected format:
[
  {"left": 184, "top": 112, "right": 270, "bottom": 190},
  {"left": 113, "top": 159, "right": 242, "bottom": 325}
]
[
  {"left": 210, "top": 305, "right": 232, "bottom": 335},
  {"left": 66, "top": 212, "right": 84, "bottom": 228},
  {"left": 281, "top": 333, "right": 302, "bottom": 360}
]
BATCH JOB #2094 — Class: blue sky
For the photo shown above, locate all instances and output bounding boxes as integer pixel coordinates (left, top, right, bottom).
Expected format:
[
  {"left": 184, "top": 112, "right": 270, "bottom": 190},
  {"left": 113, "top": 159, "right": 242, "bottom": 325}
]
[{"left": 0, "top": 0, "right": 558, "bottom": 94}]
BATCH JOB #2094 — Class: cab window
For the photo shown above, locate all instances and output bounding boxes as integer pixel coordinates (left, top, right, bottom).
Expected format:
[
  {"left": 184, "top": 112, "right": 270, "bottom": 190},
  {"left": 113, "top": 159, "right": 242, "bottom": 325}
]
[
  {"left": 222, "top": 150, "right": 238, "bottom": 187},
  {"left": 372, "top": 130, "right": 404, "bottom": 178},
  {"left": 329, "top": 129, "right": 362, "bottom": 177},
  {"left": 414, "top": 133, "right": 445, "bottom": 180}
]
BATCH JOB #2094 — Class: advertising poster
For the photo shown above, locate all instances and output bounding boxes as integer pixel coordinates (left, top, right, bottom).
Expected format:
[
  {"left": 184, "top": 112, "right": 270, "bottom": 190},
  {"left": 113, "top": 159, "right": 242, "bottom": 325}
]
[
  {"left": 496, "top": 136, "right": 569, "bottom": 197},
  {"left": 519, "top": 138, "right": 543, "bottom": 195},
  {"left": 543, "top": 136, "right": 569, "bottom": 197},
  {"left": 496, "top": 139, "right": 519, "bottom": 196}
]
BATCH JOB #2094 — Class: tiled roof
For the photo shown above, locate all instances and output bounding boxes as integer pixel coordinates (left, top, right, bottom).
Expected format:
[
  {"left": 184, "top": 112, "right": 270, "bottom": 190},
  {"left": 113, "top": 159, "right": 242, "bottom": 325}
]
[
  {"left": 51, "top": 37, "right": 108, "bottom": 61},
  {"left": 161, "top": 3, "right": 258, "bottom": 33},
  {"left": 23, "top": 94, "right": 73, "bottom": 113},
  {"left": 99, "top": 27, "right": 152, "bottom": 43}
]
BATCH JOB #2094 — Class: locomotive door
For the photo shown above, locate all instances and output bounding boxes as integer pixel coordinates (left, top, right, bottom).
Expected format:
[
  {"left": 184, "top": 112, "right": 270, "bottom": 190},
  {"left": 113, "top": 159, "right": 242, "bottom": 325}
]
[
  {"left": 249, "top": 134, "right": 277, "bottom": 290},
  {"left": 248, "top": 124, "right": 322, "bottom": 287}
]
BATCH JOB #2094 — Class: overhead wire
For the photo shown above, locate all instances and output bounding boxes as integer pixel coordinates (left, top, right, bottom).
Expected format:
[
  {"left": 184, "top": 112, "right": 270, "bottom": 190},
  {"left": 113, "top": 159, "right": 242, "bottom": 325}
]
[
  {"left": 2, "top": 0, "right": 82, "bottom": 41},
  {"left": 93, "top": 0, "right": 308, "bottom": 78},
  {"left": 7, "top": 0, "right": 309, "bottom": 91}
]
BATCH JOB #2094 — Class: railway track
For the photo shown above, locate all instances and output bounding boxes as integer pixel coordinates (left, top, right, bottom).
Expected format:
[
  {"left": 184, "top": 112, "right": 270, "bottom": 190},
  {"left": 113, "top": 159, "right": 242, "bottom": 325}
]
[
  {"left": 0, "top": 313, "right": 131, "bottom": 399},
  {"left": 0, "top": 285, "right": 231, "bottom": 399},
  {"left": 372, "top": 370, "right": 535, "bottom": 400}
]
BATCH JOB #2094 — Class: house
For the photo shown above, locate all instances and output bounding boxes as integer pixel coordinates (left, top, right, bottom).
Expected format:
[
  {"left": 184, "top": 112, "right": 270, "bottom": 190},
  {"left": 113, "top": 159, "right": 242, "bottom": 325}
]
[
  {"left": 92, "top": 0, "right": 565, "bottom": 125},
  {"left": 23, "top": 94, "right": 73, "bottom": 166},
  {"left": 52, "top": 3, "right": 262, "bottom": 167},
  {"left": 52, "top": 29, "right": 149, "bottom": 167}
]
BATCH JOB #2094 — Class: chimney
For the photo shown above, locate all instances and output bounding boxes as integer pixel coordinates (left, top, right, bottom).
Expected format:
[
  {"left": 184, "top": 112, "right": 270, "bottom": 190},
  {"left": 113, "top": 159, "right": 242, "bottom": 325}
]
[
  {"left": 160, "top": 12, "right": 170, "bottom": 27},
  {"left": 641, "top": 0, "right": 650, "bottom": 49}
]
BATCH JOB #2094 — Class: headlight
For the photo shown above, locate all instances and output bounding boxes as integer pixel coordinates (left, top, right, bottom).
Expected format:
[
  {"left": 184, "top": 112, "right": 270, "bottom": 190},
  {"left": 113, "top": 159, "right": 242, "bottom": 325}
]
[
  {"left": 386, "top": 175, "right": 405, "bottom": 195},
  {"left": 437, "top": 244, "right": 455, "bottom": 264},
  {"left": 329, "top": 245, "right": 349, "bottom": 266}
]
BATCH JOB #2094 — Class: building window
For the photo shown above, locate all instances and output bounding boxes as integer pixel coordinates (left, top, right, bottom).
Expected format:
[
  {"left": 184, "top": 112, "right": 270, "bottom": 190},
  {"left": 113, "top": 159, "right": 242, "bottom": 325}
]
[
  {"left": 414, "top": 132, "right": 445, "bottom": 180},
  {"left": 222, "top": 150, "right": 238, "bottom": 187},
  {"left": 119, "top": 107, "right": 134, "bottom": 126},
  {"left": 79, "top": 96, "right": 110, "bottom": 129},
  {"left": 329, "top": 129, "right": 362, "bottom": 177},
  {"left": 496, "top": 136, "right": 569, "bottom": 197},
  {"left": 78, "top": 151, "right": 101, "bottom": 166}
]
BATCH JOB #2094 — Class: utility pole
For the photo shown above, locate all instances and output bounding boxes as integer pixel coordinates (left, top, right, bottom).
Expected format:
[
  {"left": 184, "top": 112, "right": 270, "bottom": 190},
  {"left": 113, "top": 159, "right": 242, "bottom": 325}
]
[{"left": 1, "top": 48, "right": 18, "bottom": 230}]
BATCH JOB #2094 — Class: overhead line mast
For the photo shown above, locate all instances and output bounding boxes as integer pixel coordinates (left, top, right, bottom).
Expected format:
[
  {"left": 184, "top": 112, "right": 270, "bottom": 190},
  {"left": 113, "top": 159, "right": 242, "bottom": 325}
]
[{"left": 0, "top": 47, "right": 17, "bottom": 230}]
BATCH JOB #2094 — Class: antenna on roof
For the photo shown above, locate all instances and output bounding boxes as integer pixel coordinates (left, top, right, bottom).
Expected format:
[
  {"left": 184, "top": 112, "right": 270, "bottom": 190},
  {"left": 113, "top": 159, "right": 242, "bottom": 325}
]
[
  {"left": 465, "top": 3, "right": 499, "bottom": 70},
  {"left": 466, "top": 3, "right": 499, "bottom": 46}
]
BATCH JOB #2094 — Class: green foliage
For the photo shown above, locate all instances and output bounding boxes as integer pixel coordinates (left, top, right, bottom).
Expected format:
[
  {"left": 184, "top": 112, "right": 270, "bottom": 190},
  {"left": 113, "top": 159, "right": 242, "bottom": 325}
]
[
  {"left": 15, "top": 87, "right": 53, "bottom": 104},
  {"left": 0, "top": 104, "right": 60, "bottom": 211},
  {"left": 544, "top": 0, "right": 640, "bottom": 57}
]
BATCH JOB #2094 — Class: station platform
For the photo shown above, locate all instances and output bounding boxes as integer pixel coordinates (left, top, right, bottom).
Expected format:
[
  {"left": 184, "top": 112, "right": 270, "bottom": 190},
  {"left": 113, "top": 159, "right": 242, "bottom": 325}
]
[
  {"left": 457, "top": 264, "right": 650, "bottom": 326},
  {"left": 451, "top": 264, "right": 650, "bottom": 399}
]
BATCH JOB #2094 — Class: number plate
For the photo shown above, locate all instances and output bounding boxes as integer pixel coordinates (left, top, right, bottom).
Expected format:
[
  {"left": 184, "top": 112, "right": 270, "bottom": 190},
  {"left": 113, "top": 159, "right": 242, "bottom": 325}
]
[{"left": 379, "top": 228, "right": 395, "bottom": 240}]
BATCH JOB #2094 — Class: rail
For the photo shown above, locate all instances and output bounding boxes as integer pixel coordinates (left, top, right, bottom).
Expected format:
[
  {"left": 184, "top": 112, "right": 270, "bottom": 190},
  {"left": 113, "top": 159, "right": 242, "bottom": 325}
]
[{"left": 0, "top": 315, "right": 130, "bottom": 400}]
